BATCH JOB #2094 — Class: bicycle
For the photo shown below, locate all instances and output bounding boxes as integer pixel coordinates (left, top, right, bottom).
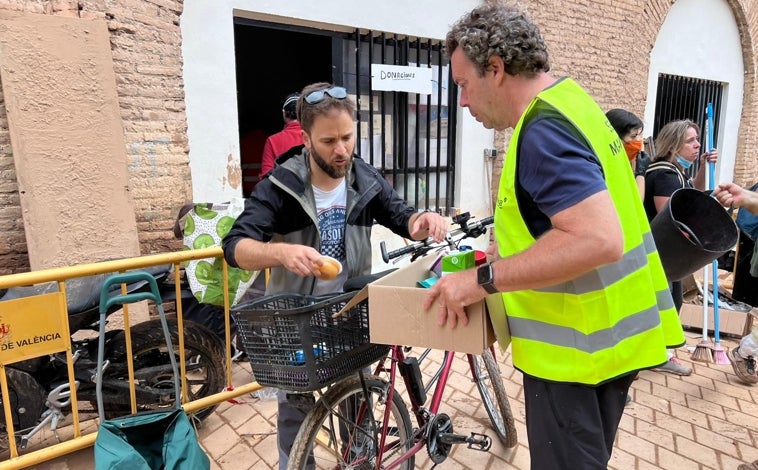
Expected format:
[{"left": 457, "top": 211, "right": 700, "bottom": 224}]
[{"left": 234, "top": 212, "right": 516, "bottom": 469}]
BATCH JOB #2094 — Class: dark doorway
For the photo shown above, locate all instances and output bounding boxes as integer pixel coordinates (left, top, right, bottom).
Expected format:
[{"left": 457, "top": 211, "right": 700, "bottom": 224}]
[{"left": 234, "top": 20, "right": 333, "bottom": 195}]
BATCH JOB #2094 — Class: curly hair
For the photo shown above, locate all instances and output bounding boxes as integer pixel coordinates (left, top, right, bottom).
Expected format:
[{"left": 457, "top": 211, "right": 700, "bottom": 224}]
[
  {"left": 653, "top": 120, "right": 700, "bottom": 163},
  {"left": 445, "top": 2, "right": 550, "bottom": 77},
  {"left": 296, "top": 82, "right": 356, "bottom": 133}
]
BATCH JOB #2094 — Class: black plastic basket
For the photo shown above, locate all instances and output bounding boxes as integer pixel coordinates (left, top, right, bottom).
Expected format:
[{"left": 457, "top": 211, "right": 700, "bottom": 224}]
[{"left": 233, "top": 292, "right": 388, "bottom": 392}]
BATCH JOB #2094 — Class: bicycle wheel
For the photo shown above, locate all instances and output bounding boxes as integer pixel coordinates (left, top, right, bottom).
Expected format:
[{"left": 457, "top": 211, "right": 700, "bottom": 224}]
[
  {"left": 288, "top": 375, "right": 415, "bottom": 470},
  {"left": 469, "top": 348, "right": 518, "bottom": 448}
]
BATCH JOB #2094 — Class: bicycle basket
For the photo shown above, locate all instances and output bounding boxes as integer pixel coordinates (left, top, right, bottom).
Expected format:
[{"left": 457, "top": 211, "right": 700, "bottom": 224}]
[{"left": 233, "top": 292, "right": 388, "bottom": 392}]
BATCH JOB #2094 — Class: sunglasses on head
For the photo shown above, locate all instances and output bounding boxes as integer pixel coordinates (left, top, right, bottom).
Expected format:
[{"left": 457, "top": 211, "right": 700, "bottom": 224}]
[{"left": 304, "top": 86, "right": 348, "bottom": 104}]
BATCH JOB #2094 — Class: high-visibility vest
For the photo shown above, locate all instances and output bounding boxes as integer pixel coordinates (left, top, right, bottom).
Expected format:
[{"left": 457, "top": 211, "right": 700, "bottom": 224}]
[{"left": 494, "top": 78, "right": 685, "bottom": 385}]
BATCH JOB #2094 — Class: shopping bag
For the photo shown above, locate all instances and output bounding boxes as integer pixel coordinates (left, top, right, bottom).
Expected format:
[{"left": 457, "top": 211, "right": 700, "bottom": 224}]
[
  {"left": 94, "top": 408, "right": 209, "bottom": 470},
  {"left": 182, "top": 197, "right": 258, "bottom": 306},
  {"left": 93, "top": 272, "right": 210, "bottom": 470}
]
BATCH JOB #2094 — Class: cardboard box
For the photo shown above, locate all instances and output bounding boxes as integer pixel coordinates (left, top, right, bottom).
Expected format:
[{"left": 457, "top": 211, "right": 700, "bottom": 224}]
[
  {"left": 679, "top": 302, "right": 750, "bottom": 338},
  {"left": 341, "top": 256, "right": 496, "bottom": 354}
]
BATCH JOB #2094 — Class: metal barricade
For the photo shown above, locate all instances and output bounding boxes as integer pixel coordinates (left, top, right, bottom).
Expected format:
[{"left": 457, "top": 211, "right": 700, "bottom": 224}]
[{"left": 0, "top": 247, "right": 264, "bottom": 469}]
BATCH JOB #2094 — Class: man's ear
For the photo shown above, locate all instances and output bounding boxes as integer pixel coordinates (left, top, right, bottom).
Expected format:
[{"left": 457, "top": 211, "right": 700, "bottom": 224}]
[
  {"left": 301, "top": 130, "right": 311, "bottom": 149},
  {"left": 487, "top": 55, "right": 506, "bottom": 83}
]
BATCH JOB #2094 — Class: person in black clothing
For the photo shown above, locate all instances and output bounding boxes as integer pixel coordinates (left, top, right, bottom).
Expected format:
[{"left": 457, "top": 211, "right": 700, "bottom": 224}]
[
  {"left": 644, "top": 119, "right": 718, "bottom": 376},
  {"left": 606, "top": 108, "right": 650, "bottom": 199}
]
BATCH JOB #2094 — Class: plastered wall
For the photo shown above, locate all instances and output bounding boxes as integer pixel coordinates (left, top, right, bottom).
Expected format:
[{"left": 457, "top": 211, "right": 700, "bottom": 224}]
[{"left": 0, "top": 0, "right": 757, "bottom": 274}]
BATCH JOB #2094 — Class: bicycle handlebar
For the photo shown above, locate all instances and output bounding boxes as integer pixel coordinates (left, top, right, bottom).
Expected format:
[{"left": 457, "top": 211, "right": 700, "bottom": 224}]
[{"left": 380, "top": 213, "right": 494, "bottom": 263}]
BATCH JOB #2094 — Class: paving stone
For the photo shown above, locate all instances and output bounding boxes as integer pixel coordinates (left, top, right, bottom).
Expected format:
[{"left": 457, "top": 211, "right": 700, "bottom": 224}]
[
  {"left": 201, "top": 423, "right": 241, "bottom": 461},
  {"left": 653, "top": 410, "right": 695, "bottom": 440},
  {"left": 675, "top": 435, "right": 721, "bottom": 469},
  {"left": 28, "top": 337, "right": 758, "bottom": 469},
  {"left": 607, "top": 446, "right": 635, "bottom": 469},
  {"left": 658, "top": 445, "right": 700, "bottom": 469},
  {"left": 616, "top": 428, "right": 658, "bottom": 463}
]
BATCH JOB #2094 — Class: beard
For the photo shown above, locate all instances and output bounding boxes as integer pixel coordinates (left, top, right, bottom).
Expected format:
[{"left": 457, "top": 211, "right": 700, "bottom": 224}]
[{"left": 311, "top": 147, "right": 352, "bottom": 179}]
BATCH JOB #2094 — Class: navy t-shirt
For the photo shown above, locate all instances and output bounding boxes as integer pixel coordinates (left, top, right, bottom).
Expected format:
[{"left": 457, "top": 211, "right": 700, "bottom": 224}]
[{"left": 516, "top": 112, "right": 607, "bottom": 238}]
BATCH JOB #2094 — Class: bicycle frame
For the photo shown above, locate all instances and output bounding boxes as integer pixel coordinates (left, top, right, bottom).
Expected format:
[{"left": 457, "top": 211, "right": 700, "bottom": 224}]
[
  {"left": 287, "top": 212, "right": 515, "bottom": 469},
  {"left": 368, "top": 345, "right": 485, "bottom": 469}
]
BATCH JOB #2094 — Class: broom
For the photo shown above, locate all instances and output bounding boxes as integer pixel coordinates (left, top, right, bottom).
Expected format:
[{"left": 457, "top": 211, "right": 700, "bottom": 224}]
[
  {"left": 691, "top": 105, "right": 716, "bottom": 363},
  {"left": 691, "top": 263, "right": 714, "bottom": 363},
  {"left": 704, "top": 103, "right": 730, "bottom": 365}
]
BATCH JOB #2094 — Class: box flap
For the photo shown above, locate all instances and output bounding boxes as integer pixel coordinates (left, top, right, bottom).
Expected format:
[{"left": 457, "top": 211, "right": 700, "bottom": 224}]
[
  {"left": 332, "top": 286, "right": 369, "bottom": 319},
  {"left": 486, "top": 293, "right": 510, "bottom": 351}
]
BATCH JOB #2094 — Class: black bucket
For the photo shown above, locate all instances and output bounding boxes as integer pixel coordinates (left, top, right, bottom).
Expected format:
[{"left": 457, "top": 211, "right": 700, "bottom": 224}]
[{"left": 650, "top": 188, "right": 738, "bottom": 281}]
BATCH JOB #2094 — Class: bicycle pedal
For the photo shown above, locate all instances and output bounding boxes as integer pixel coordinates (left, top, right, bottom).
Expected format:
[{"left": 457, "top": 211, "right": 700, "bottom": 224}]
[{"left": 466, "top": 432, "right": 492, "bottom": 452}]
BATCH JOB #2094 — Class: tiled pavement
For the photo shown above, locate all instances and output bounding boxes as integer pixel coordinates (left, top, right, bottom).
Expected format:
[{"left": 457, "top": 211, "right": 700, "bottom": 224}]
[{"left": 15, "top": 332, "right": 758, "bottom": 469}]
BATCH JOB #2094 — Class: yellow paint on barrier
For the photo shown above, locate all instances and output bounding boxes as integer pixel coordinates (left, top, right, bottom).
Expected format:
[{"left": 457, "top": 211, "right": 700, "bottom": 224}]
[{"left": 0, "top": 292, "right": 68, "bottom": 364}]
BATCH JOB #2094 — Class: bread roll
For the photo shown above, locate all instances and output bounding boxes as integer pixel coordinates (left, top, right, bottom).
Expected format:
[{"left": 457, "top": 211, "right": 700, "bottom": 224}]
[{"left": 317, "top": 257, "right": 342, "bottom": 280}]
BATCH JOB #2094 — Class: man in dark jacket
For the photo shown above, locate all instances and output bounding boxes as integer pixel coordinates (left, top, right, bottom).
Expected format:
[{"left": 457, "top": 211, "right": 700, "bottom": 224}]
[{"left": 223, "top": 81, "right": 446, "bottom": 469}]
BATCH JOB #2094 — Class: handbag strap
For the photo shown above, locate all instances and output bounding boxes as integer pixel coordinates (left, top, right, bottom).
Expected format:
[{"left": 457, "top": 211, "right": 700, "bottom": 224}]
[
  {"left": 173, "top": 202, "right": 213, "bottom": 240},
  {"left": 645, "top": 161, "right": 687, "bottom": 188}
]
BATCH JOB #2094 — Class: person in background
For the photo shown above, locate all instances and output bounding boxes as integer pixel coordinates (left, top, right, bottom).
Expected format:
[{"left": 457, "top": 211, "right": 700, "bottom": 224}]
[
  {"left": 606, "top": 108, "right": 650, "bottom": 198},
  {"left": 425, "top": 3, "right": 685, "bottom": 468},
  {"left": 223, "top": 82, "right": 447, "bottom": 469},
  {"left": 260, "top": 92, "right": 303, "bottom": 177},
  {"left": 714, "top": 181, "right": 758, "bottom": 386},
  {"left": 643, "top": 119, "right": 718, "bottom": 376},
  {"left": 714, "top": 182, "right": 758, "bottom": 213}
]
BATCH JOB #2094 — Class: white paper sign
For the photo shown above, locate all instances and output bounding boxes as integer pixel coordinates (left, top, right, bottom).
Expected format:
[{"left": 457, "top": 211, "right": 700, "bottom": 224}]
[{"left": 371, "top": 64, "right": 433, "bottom": 94}]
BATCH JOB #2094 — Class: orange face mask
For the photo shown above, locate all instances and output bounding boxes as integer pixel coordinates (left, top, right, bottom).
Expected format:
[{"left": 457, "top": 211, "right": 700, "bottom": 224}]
[{"left": 623, "top": 140, "right": 643, "bottom": 161}]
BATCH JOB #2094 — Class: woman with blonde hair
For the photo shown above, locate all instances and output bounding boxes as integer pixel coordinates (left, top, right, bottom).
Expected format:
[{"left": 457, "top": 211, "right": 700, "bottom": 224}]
[{"left": 644, "top": 119, "right": 718, "bottom": 375}]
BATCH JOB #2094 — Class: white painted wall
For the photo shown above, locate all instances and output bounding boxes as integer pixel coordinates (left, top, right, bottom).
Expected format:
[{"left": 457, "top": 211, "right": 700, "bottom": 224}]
[
  {"left": 645, "top": 0, "right": 743, "bottom": 184},
  {"left": 181, "top": 0, "right": 488, "bottom": 202},
  {"left": 181, "top": 1, "right": 493, "bottom": 270}
]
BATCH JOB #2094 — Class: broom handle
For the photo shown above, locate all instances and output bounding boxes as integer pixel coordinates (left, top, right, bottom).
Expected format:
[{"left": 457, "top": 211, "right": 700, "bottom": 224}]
[
  {"left": 703, "top": 103, "right": 718, "bottom": 341},
  {"left": 703, "top": 263, "right": 710, "bottom": 340},
  {"left": 705, "top": 103, "right": 722, "bottom": 343}
]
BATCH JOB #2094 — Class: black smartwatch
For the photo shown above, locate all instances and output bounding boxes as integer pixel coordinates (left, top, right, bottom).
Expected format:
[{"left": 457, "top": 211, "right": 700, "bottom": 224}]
[{"left": 477, "top": 263, "right": 498, "bottom": 294}]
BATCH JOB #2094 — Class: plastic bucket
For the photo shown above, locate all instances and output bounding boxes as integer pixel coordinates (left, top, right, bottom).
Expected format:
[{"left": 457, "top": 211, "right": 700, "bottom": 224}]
[{"left": 650, "top": 188, "right": 738, "bottom": 281}]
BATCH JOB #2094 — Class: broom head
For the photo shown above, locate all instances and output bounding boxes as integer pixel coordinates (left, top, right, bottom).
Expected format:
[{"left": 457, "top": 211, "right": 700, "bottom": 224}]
[
  {"left": 712, "top": 343, "right": 730, "bottom": 366},
  {"left": 691, "top": 341, "right": 714, "bottom": 363}
]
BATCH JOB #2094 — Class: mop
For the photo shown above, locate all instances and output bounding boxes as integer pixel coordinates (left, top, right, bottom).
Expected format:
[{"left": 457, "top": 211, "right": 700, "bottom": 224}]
[
  {"left": 691, "top": 105, "right": 716, "bottom": 363},
  {"left": 705, "top": 103, "right": 730, "bottom": 365}
]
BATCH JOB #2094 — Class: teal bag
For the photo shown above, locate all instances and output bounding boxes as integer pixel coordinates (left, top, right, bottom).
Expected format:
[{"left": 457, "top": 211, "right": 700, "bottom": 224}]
[
  {"left": 94, "top": 408, "right": 208, "bottom": 469},
  {"left": 93, "top": 272, "right": 210, "bottom": 470}
]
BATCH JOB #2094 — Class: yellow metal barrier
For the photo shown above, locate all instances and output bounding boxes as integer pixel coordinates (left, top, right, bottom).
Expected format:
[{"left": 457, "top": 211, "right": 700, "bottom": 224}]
[{"left": 0, "top": 247, "right": 265, "bottom": 469}]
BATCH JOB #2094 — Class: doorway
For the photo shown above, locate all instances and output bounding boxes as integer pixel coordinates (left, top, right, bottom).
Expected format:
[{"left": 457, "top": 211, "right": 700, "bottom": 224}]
[{"left": 234, "top": 20, "right": 333, "bottom": 195}]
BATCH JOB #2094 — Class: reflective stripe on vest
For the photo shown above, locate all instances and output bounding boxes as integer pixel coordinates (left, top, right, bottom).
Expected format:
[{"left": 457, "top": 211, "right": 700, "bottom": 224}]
[{"left": 494, "top": 78, "right": 685, "bottom": 384}]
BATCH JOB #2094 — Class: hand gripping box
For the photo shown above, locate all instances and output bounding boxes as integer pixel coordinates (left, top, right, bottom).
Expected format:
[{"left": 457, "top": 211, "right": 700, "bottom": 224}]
[{"left": 337, "top": 255, "right": 496, "bottom": 354}]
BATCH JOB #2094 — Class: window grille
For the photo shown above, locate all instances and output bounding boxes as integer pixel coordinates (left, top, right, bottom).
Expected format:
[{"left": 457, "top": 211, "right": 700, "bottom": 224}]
[
  {"left": 653, "top": 74, "right": 723, "bottom": 177},
  {"left": 338, "top": 29, "right": 458, "bottom": 214}
]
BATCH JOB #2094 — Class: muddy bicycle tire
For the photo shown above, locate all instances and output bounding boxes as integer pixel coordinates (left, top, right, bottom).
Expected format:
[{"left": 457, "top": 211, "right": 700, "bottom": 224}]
[
  {"left": 288, "top": 375, "right": 414, "bottom": 469},
  {"left": 469, "top": 348, "right": 518, "bottom": 448}
]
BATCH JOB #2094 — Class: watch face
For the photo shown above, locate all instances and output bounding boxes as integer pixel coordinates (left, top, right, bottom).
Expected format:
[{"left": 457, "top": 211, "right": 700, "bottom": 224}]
[{"left": 477, "top": 264, "right": 492, "bottom": 284}]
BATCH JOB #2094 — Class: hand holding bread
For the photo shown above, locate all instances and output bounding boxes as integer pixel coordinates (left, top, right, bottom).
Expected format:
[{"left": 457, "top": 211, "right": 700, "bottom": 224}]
[{"left": 316, "top": 256, "right": 342, "bottom": 280}]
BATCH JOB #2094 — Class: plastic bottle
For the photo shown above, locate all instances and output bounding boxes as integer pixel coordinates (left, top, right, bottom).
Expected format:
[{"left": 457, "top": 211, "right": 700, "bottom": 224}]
[
  {"left": 254, "top": 387, "right": 279, "bottom": 401},
  {"left": 740, "top": 326, "right": 758, "bottom": 357}
]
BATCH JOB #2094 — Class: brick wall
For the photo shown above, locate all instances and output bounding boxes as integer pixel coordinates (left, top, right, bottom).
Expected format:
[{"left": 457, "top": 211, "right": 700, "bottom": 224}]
[
  {"left": 491, "top": 0, "right": 758, "bottom": 196},
  {"left": 0, "top": 0, "right": 190, "bottom": 274},
  {"left": 1, "top": 0, "right": 758, "bottom": 275}
]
